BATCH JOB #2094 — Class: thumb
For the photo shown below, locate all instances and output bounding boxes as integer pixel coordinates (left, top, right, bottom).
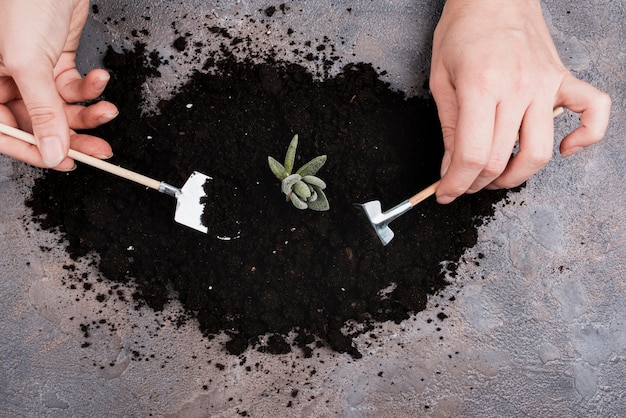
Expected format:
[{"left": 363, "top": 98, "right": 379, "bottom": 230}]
[
  {"left": 557, "top": 74, "right": 611, "bottom": 157},
  {"left": 13, "top": 65, "right": 69, "bottom": 168}
]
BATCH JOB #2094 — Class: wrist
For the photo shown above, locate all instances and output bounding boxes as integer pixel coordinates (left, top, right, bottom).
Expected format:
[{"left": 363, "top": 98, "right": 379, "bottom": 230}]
[
  {"left": 443, "top": 0, "right": 542, "bottom": 14},
  {"left": 440, "top": 0, "right": 545, "bottom": 30}
]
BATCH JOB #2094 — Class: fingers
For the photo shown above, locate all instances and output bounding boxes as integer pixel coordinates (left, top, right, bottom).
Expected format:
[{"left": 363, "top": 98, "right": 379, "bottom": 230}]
[
  {"left": 0, "top": 141, "right": 73, "bottom": 171},
  {"left": 0, "top": 0, "right": 98, "bottom": 170},
  {"left": 4, "top": 107, "right": 116, "bottom": 170},
  {"left": 0, "top": 105, "right": 17, "bottom": 127},
  {"left": 427, "top": 0, "right": 610, "bottom": 205},
  {"left": 56, "top": 67, "right": 111, "bottom": 103},
  {"left": 0, "top": 108, "right": 75, "bottom": 171},
  {"left": 489, "top": 102, "right": 554, "bottom": 189},
  {"left": 55, "top": 66, "right": 118, "bottom": 128},
  {"left": 11, "top": 65, "right": 70, "bottom": 168},
  {"left": 1, "top": 0, "right": 76, "bottom": 169},
  {"left": 557, "top": 74, "right": 611, "bottom": 157},
  {"left": 0, "top": 77, "right": 19, "bottom": 103},
  {"left": 2, "top": 101, "right": 114, "bottom": 170},
  {"left": 4, "top": 63, "right": 116, "bottom": 170},
  {"left": 65, "top": 101, "right": 119, "bottom": 130},
  {"left": 8, "top": 99, "right": 118, "bottom": 132},
  {"left": 431, "top": 89, "right": 458, "bottom": 179},
  {"left": 435, "top": 93, "right": 497, "bottom": 204},
  {"left": 69, "top": 133, "right": 113, "bottom": 160},
  {"left": 0, "top": 127, "right": 112, "bottom": 172},
  {"left": 467, "top": 103, "right": 524, "bottom": 192}
]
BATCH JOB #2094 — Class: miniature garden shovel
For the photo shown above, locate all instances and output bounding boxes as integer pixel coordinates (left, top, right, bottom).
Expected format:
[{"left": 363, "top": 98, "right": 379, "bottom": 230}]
[
  {"left": 355, "top": 107, "right": 565, "bottom": 246},
  {"left": 0, "top": 123, "right": 210, "bottom": 234}
]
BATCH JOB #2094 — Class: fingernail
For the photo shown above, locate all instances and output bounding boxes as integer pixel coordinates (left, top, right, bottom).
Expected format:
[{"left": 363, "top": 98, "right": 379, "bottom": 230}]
[
  {"left": 94, "top": 73, "right": 111, "bottom": 91},
  {"left": 57, "top": 164, "right": 77, "bottom": 172},
  {"left": 95, "top": 152, "right": 114, "bottom": 160},
  {"left": 40, "top": 136, "right": 65, "bottom": 167},
  {"left": 437, "top": 194, "right": 455, "bottom": 204},
  {"left": 561, "top": 146, "right": 583, "bottom": 158},
  {"left": 98, "top": 111, "right": 119, "bottom": 124}
]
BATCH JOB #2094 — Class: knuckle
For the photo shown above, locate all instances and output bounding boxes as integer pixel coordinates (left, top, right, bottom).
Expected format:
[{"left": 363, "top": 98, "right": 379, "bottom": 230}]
[
  {"left": 513, "top": 73, "right": 533, "bottom": 95},
  {"left": 525, "top": 149, "right": 552, "bottom": 168},
  {"left": 442, "top": 183, "right": 469, "bottom": 199},
  {"left": 28, "top": 107, "right": 57, "bottom": 126},
  {"left": 440, "top": 125, "right": 456, "bottom": 141},
  {"left": 496, "top": 177, "right": 525, "bottom": 190},
  {"left": 459, "top": 152, "right": 489, "bottom": 172},
  {"left": 583, "top": 92, "right": 612, "bottom": 143},
  {"left": 429, "top": 76, "right": 452, "bottom": 101},
  {"left": 469, "top": 65, "right": 502, "bottom": 96},
  {"left": 587, "top": 126, "right": 606, "bottom": 144},
  {"left": 596, "top": 90, "right": 612, "bottom": 112},
  {"left": 428, "top": 76, "right": 442, "bottom": 94},
  {"left": 481, "top": 158, "right": 508, "bottom": 178}
]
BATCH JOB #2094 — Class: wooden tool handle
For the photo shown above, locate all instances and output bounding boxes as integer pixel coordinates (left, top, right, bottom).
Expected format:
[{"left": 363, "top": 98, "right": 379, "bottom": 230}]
[
  {"left": 552, "top": 106, "right": 564, "bottom": 118},
  {"left": 0, "top": 123, "right": 161, "bottom": 191},
  {"left": 409, "top": 180, "right": 441, "bottom": 206},
  {"left": 407, "top": 107, "right": 564, "bottom": 207}
]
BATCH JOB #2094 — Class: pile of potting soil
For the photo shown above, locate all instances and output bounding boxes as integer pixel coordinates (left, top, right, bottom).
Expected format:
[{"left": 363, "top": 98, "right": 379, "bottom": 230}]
[{"left": 26, "top": 42, "right": 511, "bottom": 358}]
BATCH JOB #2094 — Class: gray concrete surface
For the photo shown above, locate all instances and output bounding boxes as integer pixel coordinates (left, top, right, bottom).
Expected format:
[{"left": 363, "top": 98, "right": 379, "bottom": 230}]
[{"left": 1, "top": 1, "right": 625, "bottom": 416}]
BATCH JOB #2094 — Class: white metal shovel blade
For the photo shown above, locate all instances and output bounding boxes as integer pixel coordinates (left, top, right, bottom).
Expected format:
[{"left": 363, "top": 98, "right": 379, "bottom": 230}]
[{"left": 174, "top": 171, "right": 211, "bottom": 233}]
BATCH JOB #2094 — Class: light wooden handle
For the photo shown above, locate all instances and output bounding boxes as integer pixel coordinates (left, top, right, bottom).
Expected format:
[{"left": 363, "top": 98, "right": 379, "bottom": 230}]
[
  {"left": 409, "top": 180, "right": 440, "bottom": 206},
  {"left": 0, "top": 123, "right": 161, "bottom": 191},
  {"left": 552, "top": 106, "right": 564, "bottom": 118}
]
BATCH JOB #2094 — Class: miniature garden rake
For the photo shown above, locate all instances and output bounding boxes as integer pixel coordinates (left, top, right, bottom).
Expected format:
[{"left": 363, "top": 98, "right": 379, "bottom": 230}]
[
  {"left": 354, "top": 181, "right": 440, "bottom": 246},
  {"left": 0, "top": 123, "right": 210, "bottom": 234},
  {"left": 355, "top": 107, "right": 565, "bottom": 246}
]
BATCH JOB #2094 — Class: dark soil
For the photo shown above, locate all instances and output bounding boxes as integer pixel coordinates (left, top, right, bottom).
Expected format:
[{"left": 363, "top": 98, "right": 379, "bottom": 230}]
[{"left": 26, "top": 42, "right": 511, "bottom": 358}]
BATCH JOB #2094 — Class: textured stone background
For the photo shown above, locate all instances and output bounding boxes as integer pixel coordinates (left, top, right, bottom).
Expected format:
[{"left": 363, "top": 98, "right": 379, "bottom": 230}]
[{"left": 1, "top": 1, "right": 625, "bottom": 416}]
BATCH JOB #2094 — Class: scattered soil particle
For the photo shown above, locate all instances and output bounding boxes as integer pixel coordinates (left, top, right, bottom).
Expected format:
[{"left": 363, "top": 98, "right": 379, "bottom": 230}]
[
  {"left": 172, "top": 36, "right": 188, "bottom": 52},
  {"left": 265, "top": 6, "right": 277, "bottom": 17},
  {"left": 26, "top": 41, "right": 512, "bottom": 358}
]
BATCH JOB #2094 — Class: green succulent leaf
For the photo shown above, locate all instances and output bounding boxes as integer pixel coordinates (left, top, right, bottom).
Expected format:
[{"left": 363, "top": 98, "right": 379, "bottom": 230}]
[
  {"left": 306, "top": 187, "right": 329, "bottom": 211},
  {"left": 271, "top": 135, "right": 329, "bottom": 211},
  {"left": 284, "top": 134, "right": 298, "bottom": 175},
  {"left": 268, "top": 156, "right": 288, "bottom": 180},
  {"left": 289, "top": 192, "right": 308, "bottom": 210},
  {"left": 281, "top": 173, "right": 302, "bottom": 195},
  {"left": 302, "top": 175, "right": 326, "bottom": 189},
  {"left": 293, "top": 180, "right": 312, "bottom": 199},
  {"left": 296, "top": 155, "right": 327, "bottom": 177}
]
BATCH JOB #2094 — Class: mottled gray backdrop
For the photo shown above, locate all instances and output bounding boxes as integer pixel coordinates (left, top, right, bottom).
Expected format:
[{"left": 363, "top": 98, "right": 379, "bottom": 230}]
[{"left": 1, "top": 1, "right": 624, "bottom": 416}]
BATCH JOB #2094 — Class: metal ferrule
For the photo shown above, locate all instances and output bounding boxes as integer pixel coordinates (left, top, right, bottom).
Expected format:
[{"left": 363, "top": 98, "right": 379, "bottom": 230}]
[{"left": 158, "top": 182, "right": 181, "bottom": 197}]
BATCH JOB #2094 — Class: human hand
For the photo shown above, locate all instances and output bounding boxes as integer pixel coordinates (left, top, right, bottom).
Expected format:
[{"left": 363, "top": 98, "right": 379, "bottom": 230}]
[
  {"left": 0, "top": 0, "right": 117, "bottom": 171},
  {"left": 429, "top": 0, "right": 611, "bottom": 204}
]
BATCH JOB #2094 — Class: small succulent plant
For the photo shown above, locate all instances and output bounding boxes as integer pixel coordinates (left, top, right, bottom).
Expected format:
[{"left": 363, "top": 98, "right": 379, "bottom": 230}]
[{"left": 268, "top": 134, "right": 329, "bottom": 211}]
